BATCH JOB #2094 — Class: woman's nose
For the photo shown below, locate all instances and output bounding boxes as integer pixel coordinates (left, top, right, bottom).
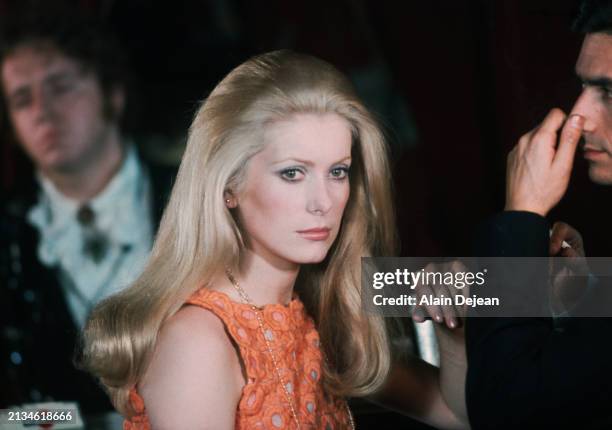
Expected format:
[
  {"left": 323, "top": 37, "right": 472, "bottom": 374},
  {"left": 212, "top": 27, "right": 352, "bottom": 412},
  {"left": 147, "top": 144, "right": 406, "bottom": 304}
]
[{"left": 306, "top": 177, "right": 333, "bottom": 215}]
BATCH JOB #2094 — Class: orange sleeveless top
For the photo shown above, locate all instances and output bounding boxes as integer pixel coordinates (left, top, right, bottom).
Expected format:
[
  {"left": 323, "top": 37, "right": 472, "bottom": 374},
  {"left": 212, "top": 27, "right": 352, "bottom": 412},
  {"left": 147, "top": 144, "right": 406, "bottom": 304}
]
[{"left": 124, "top": 288, "right": 352, "bottom": 429}]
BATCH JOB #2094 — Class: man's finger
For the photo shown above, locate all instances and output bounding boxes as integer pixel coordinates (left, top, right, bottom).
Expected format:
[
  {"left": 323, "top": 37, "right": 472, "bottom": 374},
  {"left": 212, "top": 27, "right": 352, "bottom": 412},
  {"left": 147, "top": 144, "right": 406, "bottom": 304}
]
[
  {"left": 553, "top": 114, "right": 584, "bottom": 172},
  {"left": 560, "top": 247, "right": 580, "bottom": 258},
  {"left": 537, "top": 108, "right": 567, "bottom": 135},
  {"left": 531, "top": 108, "right": 567, "bottom": 149},
  {"left": 550, "top": 222, "right": 569, "bottom": 255}
]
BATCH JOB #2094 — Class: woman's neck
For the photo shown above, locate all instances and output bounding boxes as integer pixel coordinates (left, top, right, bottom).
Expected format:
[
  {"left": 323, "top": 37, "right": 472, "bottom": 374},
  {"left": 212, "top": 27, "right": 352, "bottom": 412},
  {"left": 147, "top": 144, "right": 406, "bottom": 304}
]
[{"left": 221, "top": 251, "right": 299, "bottom": 306}]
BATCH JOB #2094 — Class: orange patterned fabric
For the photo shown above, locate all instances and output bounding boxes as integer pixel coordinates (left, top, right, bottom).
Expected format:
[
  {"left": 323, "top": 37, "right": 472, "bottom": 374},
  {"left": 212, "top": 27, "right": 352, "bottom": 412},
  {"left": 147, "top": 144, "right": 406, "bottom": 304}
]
[{"left": 124, "top": 288, "right": 352, "bottom": 429}]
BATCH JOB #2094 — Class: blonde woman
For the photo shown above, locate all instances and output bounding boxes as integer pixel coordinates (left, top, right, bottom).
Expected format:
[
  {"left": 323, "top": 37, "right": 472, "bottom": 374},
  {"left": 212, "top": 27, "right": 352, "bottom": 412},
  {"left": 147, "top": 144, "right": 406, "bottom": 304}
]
[{"left": 82, "top": 50, "right": 466, "bottom": 429}]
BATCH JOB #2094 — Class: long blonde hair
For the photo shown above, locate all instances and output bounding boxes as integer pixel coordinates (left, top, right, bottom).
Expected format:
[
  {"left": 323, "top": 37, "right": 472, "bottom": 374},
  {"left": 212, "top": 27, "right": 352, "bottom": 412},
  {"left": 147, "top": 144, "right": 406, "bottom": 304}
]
[{"left": 81, "top": 50, "right": 397, "bottom": 416}]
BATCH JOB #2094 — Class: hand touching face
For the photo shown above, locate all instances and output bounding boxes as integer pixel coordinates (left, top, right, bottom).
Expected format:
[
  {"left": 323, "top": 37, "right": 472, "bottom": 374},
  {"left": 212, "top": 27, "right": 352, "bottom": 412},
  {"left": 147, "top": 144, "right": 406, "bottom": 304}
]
[
  {"left": 572, "top": 33, "right": 612, "bottom": 185},
  {"left": 504, "top": 109, "right": 584, "bottom": 217}
]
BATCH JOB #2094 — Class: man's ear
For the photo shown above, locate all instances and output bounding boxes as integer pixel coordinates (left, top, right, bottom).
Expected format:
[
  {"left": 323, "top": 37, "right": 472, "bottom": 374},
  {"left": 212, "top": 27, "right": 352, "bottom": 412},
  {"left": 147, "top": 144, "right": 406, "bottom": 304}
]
[{"left": 108, "top": 85, "right": 125, "bottom": 120}]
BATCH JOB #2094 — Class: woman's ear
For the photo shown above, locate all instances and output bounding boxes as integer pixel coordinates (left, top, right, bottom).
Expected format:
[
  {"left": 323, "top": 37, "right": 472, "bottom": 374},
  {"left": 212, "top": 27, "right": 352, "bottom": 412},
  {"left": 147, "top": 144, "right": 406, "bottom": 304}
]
[{"left": 224, "top": 190, "right": 237, "bottom": 208}]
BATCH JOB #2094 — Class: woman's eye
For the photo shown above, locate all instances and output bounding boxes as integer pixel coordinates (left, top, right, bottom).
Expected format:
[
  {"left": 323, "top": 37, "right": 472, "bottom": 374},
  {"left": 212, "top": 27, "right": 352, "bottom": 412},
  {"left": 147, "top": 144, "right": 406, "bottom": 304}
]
[
  {"left": 279, "top": 168, "right": 304, "bottom": 181},
  {"left": 330, "top": 166, "right": 349, "bottom": 180}
]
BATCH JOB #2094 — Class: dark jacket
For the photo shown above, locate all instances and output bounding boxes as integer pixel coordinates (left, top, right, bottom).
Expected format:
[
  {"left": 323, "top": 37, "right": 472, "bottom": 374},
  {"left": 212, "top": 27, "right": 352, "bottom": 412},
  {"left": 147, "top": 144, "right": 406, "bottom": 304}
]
[
  {"left": 466, "top": 211, "right": 612, "bottom": 429},
  {"left": 0, "top": 159, "right": 174, "bottom": 414}
]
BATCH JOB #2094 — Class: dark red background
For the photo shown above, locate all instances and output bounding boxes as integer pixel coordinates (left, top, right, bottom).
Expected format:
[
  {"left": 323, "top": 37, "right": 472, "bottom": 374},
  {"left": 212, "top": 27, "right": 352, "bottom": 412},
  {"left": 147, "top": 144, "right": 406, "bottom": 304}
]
[{"left": 3, "top": 0, "right": 606, "bottom": 257}]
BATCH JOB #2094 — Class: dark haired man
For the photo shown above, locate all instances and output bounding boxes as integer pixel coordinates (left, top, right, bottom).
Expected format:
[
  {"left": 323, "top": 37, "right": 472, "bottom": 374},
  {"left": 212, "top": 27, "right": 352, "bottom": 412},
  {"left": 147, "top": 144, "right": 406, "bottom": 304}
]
[
  {"left": 0, "top": 12, "right": 173, "bottom": 424},
  {"left": 467, "top": 1, "right": 612, "bottom": 428}
]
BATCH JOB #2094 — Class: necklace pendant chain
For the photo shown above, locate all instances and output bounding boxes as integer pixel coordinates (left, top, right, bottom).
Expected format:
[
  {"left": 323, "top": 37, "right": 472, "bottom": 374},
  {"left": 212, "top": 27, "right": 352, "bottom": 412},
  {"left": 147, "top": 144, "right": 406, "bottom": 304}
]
[
  {"left": 225, "top": 269, "right": 355, "bottom": 429},
  {"left": 227, "top": 270, "right": 301, "bottom": 429}
]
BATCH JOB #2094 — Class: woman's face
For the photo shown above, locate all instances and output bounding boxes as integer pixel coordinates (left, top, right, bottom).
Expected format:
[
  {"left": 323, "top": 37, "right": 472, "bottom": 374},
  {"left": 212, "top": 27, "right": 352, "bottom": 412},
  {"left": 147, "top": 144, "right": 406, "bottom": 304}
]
[{"left": 233, "top": 113, "right": 352, "bottom": 268}]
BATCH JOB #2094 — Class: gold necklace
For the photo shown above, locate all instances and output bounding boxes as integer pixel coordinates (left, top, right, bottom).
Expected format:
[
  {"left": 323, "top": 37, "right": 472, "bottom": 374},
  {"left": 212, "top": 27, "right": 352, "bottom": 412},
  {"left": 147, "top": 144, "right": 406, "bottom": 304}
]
[{"left": 226, "top": 270, "right": 355, "bottom": 429}]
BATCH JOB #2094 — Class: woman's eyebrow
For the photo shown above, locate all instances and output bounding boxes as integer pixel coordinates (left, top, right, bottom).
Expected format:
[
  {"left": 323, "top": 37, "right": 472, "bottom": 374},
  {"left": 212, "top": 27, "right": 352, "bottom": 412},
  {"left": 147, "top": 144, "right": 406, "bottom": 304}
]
[
  {"left": 271, "top": 156, "right": 351, "bottom": 166},
  {"left": 272, "top": 157, "right": 313, "bottom": 166}
]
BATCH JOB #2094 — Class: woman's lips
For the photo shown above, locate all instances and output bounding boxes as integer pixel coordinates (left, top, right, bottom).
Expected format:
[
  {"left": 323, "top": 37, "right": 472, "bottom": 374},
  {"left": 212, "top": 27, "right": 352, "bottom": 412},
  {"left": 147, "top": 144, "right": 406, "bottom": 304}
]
[{"left": 297, "top": 227, "right": 331, "bottom": 241}]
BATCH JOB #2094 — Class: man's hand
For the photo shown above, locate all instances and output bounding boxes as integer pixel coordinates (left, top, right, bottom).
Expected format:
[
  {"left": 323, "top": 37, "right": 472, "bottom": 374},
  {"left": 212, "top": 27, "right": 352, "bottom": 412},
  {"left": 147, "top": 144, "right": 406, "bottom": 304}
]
[
  {"left": 505, "top": 109, "right": 584, "bottom": 217},
  {"left": 549, "top": 221, "right": 589, "bottom": 313},
  {"left": 550, "top": 221, "right": 585, "bottom": 257}
]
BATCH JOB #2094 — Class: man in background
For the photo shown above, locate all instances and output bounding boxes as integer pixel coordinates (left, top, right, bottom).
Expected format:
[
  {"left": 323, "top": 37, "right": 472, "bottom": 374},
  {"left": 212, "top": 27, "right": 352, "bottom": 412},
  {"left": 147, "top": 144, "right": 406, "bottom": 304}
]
[
  {"left": 467, "top": 0, "right": 612, "bottom": 428},
  {"left": 0, "top": 9, "right": 174, "bottom": 425}
]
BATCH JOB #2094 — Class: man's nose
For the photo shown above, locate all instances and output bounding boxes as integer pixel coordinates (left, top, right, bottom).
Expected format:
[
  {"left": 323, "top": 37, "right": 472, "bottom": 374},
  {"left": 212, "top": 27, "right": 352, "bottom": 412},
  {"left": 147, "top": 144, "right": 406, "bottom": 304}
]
[
  {"left": 306, "top": 177, "right": 333, "bottom": 215},
  {"left": 32, "top": 88, "right": 54, "bottom": 124},
  {"left": 570, "top": 88, "right": 598, "bottom": 133}
]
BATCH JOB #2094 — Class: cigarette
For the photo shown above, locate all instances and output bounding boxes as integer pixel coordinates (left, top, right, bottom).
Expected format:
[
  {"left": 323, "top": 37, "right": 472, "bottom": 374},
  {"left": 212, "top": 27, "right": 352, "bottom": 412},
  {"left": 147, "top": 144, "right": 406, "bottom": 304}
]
[{"left": 549, "top": 229, "right": 572, "bottom": 249}]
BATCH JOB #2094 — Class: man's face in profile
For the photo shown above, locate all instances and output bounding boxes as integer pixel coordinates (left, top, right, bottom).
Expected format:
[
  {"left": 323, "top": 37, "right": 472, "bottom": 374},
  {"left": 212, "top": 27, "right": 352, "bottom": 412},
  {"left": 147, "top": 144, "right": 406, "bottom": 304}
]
[
  {"left": 1, "top": 44, "right": 111, "bottom": 176},
  {"left": 572, "top": 33, "right": 612, "bottom": 184}
]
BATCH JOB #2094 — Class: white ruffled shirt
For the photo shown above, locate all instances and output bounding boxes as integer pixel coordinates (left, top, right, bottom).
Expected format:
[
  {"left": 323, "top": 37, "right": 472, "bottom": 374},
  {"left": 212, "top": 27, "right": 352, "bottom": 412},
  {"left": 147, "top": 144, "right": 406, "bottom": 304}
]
[{"left": 28, "top": 145, "right": 153, "bottom": 328}]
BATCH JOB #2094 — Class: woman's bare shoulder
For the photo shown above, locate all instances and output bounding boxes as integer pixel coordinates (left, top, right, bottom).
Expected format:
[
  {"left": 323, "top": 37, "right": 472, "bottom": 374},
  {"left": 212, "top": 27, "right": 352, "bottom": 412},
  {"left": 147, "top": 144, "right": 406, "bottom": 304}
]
[{"left": 139, "top": 305, "right": 243, "bottom": 429}]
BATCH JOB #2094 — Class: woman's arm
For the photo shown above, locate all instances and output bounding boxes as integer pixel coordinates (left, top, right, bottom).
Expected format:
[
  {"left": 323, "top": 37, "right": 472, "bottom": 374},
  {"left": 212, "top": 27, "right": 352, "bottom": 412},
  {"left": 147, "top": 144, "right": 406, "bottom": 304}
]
[
  {"left": 372, "top": 327, "right": 469, "bottom": 430},
  {"left": 434, "top": 323, "right": 468, "bottom": 426},
  {"left": 373, "top": 359, "right": 467, "bottom": 429},
  {"left": 140, "top": 305, "right": 244, "bottom": 430},
  {"left": 404, "top": 261, "right": 470, "bottom": 428}
]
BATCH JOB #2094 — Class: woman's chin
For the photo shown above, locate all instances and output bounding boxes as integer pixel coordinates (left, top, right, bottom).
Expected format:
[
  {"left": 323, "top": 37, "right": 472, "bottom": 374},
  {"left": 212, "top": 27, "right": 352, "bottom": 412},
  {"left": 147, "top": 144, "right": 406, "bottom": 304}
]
[{"left": 290, "top": 251, "right": 330, "bottom": 265}]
